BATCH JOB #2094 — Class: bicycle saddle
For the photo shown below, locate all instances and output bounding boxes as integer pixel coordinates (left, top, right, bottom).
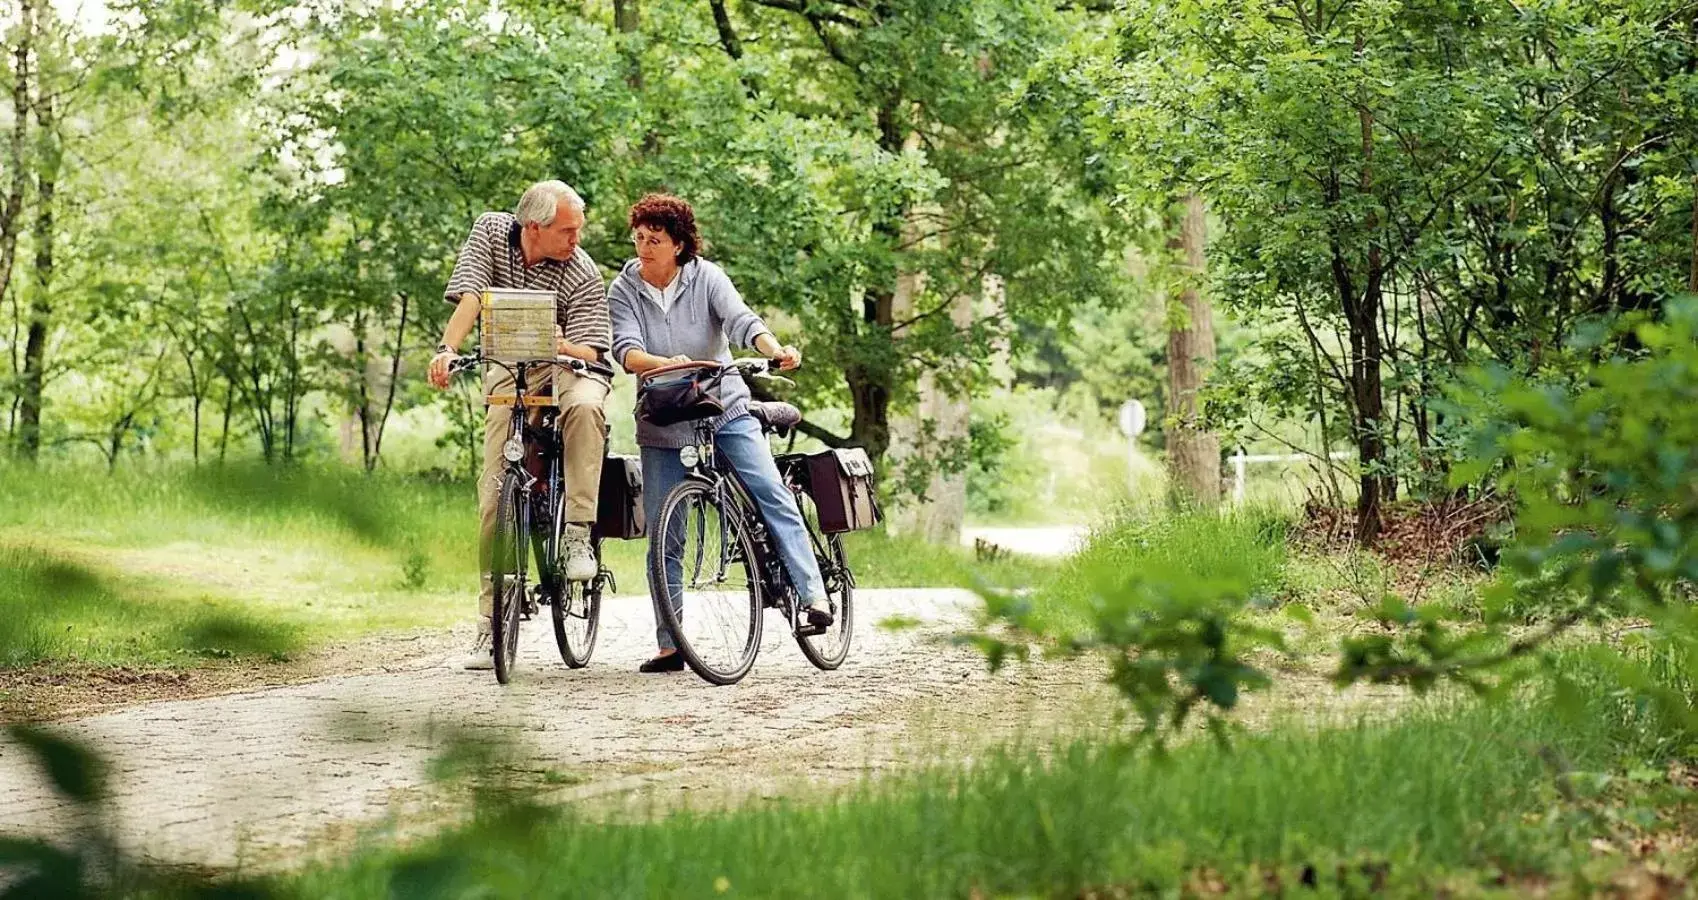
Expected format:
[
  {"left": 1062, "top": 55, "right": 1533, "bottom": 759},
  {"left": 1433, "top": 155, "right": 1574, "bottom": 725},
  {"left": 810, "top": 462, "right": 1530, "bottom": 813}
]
[{"left": 748, "top": 400, "right": 802, "bottom": 436}]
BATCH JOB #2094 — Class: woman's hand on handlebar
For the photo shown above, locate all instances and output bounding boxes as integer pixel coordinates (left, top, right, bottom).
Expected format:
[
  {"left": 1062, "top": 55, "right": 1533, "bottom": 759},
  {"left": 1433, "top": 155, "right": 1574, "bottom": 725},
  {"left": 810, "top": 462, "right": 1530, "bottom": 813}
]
[{"left": 770, "top": 345, "right": 802, "bottom": 371}]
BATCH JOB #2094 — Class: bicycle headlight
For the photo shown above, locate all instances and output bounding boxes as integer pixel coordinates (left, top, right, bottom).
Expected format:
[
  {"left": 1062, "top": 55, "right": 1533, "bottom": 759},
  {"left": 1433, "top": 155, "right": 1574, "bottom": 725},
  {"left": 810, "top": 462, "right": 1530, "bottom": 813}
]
[
  {"left": 502, "top": 438, "right": 524, "bottom": 463},
  {"left": 678, "top": 445, "right": 700, "bottom": 468}
]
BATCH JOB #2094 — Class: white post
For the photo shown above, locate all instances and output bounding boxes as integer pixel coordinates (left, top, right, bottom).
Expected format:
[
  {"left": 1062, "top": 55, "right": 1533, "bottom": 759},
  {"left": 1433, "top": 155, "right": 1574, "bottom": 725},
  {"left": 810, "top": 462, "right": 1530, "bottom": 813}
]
[
  {"left": 1119, "top": 399, "right": 1147, "bottom": 496},
  {"left": 1232, "top": 447, "right": 1248, "bottom": 505},
  {"left": 1128, "top": 433, "right": 1137, "bottom": 494}
]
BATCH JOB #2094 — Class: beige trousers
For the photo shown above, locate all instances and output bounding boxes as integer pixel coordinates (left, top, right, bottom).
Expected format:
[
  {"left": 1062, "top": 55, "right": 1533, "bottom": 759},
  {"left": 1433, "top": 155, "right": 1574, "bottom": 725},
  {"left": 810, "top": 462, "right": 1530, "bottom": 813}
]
[{"left": 477, "top": 368, "right": 609, "bottom": 617}]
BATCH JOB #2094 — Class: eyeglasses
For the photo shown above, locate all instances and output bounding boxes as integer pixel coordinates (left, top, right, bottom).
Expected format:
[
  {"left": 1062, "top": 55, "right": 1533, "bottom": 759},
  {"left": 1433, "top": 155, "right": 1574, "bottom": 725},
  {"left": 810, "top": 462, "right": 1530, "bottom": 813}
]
[{"left": 630, "top": 231, "right": 671, "bottom": 250}]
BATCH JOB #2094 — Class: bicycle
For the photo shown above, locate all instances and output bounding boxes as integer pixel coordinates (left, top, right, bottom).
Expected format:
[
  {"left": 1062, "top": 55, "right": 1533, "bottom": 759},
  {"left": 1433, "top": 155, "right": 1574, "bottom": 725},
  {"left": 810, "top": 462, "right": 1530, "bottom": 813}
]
[
  {"left": 448, "top": 352, "right": 617, "bottom": 684},
  {"left": 640, "top": 358, "right": 855, "bottom": 686}
]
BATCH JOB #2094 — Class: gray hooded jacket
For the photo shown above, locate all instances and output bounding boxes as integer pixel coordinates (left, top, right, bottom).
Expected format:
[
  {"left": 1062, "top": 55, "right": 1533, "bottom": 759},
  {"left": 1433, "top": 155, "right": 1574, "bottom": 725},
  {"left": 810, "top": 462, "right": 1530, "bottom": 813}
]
[{"left": 608, "top": 258, "right": 773, "bottom": 448}]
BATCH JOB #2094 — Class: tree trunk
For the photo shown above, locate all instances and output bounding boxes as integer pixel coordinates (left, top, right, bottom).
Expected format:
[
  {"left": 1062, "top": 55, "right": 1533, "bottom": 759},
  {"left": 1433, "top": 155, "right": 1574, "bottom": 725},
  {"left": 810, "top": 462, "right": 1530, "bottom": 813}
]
[
  {"left": 846, "top": 365, "right": 892, "bottom": 460},
  {"left": 368, "top": 291, "right": 410, "bottom": 470},
  {"left": 283, "top": 300, "right": 300, "bottom": 462},
  {"left": 354, "top": 307, "right": 374, "bottom": 470},
  {"left": 183, "top": 340, "right": 204, "bottom": 465},
  {"left": 886, "top": 174, "right": 974, "bottom": 544},
  {"left": 614, "top": 0, "right": 641, "bottom": 89},
  {"left": 1163, "top": 192, "right": 1220, "bottom": 509},
  {"left": 910, "top": 281, "right": 974, "bottom": 543},
  {"left": 17, "top": 93, "right": 57, "bottom": 462},
  {"left": 1342, "top": 100, "right": 1389, "bottom": 547},
  {"left": 1689, "top": 173, "right": 1697, "bottom": 293},
  {"left": 842, "top": 98, "right": 905, "bottom": 465},
  {"left": 106, "top": 413, "right": 132, "bottom": 472},
  {"left": 218, "top": 375, "right": 233, "bottom": 462},
  {"left": 0, "top": 0, "right": 32, "bottom": 450},
  {"left": 1348, "top": 296, "right": 1387, "bottom": 545},
  {"left": 190, "top": 393, "right": 202, "bottom": 463}
]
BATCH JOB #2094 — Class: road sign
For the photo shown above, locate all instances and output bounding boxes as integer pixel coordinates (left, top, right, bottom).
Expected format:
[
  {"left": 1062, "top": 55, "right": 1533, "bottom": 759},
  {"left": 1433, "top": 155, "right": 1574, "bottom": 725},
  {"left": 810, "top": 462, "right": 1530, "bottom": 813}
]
[{"left": 1118, "top": 399, "right": 1146, "bottom": 437}]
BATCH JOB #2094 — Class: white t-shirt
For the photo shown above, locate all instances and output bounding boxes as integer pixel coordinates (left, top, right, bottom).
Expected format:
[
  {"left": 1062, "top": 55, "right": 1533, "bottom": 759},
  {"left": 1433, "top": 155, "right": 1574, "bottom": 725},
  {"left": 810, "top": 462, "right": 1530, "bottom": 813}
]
[{"left": 641, "top": 268, "right": 683, "bottom": 315}]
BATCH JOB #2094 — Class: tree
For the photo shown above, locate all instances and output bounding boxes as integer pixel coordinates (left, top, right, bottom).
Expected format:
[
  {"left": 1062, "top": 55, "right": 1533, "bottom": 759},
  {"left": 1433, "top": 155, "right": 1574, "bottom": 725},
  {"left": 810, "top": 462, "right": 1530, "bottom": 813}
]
[
  {"left": 1163, "top": 192, "right": 1219, "bottom": 508},
  {"left": 1089, "top": 0, "right": 1698, "bottom": 543},
  {"left": 629, "top": 0, "right": 1131, "bottom": 479},
  {"left": 0, "top": 0, "right": 33, "bottom": 446}
]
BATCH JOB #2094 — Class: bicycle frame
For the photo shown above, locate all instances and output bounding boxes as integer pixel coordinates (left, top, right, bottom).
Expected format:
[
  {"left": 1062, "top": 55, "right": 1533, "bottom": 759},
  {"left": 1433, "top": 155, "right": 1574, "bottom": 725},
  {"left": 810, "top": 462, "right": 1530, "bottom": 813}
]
[
  {"left": 670, "top": 396, "right": 805, "bottom": 613},
  {"left": 452, "top": 352, "right": 603, "bottom": 597}
]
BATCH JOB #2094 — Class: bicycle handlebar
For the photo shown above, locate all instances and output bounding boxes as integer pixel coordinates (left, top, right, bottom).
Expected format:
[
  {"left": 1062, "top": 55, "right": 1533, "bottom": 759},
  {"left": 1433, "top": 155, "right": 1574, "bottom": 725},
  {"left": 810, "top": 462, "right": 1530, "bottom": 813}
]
[
  {"left": 447, "top": 352, "right": 611, "bottom": 380},
  {"left": 637, "top": 357, "right": 795, "bottom": 388}
]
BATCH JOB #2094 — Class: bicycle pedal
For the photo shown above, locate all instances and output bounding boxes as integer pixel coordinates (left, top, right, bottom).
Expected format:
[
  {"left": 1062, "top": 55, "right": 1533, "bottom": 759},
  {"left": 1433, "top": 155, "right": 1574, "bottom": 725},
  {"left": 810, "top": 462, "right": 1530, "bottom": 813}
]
[{"left": 795, "top": 623, "right": 827, "bottom": 637}]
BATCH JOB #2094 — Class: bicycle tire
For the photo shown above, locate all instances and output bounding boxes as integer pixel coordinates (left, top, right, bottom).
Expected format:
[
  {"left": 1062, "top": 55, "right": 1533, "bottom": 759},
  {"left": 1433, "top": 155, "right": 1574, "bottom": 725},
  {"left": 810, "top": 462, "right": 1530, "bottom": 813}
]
[
  {"left": 553, "top": 575, "right": 602, "bottom": 668},
  {"left": 792, "top": 489, "right": 854, "bottom": 670},
  {"left": 648, "top": 480, "right": 763, "bottom": 685},
  {"left": 491, "top": 471, "right": 527, "bottom": 684}
]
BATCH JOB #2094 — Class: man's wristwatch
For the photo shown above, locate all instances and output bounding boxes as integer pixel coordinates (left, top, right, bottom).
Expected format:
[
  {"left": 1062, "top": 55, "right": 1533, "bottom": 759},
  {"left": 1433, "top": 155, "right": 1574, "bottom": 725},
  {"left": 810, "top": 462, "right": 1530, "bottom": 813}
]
[{"left": 435, "top": 343, "right": 454, "bottom": 356}]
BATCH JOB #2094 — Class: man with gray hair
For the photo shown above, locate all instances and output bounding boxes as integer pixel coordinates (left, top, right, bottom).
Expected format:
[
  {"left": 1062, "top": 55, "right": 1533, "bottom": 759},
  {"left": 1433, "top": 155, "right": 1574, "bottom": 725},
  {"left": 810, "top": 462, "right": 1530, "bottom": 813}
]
[{"left": 427, "top": 180, "right": 612, "bottom": 670}]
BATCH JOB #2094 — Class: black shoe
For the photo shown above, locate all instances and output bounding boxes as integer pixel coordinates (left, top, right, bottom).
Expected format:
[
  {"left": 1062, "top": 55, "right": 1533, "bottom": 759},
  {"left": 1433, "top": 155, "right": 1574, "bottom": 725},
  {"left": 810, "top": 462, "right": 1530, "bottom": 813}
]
[
  {"left": 638, "top": 652, "right": 685, "bottom": 673},
  {"left": 804, "top": 603, "right": 835, "bottom": 629}
]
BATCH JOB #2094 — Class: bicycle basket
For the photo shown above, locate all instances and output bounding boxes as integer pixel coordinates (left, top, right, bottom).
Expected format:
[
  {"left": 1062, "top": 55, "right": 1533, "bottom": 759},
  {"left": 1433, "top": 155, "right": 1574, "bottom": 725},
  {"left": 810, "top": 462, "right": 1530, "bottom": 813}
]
[{"left": 637, "top": 368, "right": 724, "bottom": 427}]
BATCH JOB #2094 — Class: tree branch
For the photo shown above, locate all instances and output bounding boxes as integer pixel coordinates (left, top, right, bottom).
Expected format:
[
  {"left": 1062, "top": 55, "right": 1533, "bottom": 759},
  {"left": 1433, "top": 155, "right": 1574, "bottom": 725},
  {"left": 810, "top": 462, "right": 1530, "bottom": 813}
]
[
  {"left": 708, "top": 0, "right": 744, "bottom": 59},
  {"left": 745, "top": 0, "right": 868, "bottom": 28},
  {"left": 804, "top": 13, "right": 853, "bottom": 67}
]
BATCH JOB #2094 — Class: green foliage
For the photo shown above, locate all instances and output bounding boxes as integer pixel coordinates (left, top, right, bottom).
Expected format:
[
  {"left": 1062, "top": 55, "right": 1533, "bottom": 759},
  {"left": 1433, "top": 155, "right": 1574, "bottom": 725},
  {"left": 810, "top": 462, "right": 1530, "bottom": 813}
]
[
  {"left": 0, "top": 0, "right": 1141, "bottom": 488},
  {"left": 1337, "top": 297, "right": 1698, "bottom": 694},
  {"left": 973, "top": 509, "right": 1291, "bottom": 741},
  {"left": 1075, "top": 0, "right": 1698, "bottom": 516}
]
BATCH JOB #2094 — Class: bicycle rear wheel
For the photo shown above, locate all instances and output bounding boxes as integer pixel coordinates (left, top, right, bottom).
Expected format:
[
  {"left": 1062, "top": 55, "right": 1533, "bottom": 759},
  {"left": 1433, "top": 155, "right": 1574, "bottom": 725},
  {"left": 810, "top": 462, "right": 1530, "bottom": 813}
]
[
  {"left": 648, "top": 480, "right": 763, "bottom": 685},
  {"left": 491, "top": 471, "right": 527, "bottom": 684},
  {"left": 792, "top": 489, "right": 854, "bottom": 670},
  {"left": 553, "top": 574, "right": 602, "bottom": 668}
]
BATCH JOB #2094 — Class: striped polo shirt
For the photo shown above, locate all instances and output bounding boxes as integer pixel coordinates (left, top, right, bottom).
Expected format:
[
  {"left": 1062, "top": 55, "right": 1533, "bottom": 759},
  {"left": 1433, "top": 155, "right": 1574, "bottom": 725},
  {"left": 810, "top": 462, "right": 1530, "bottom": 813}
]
[{"left": 444, "top": 211, "right": 611, "bottom": 363}]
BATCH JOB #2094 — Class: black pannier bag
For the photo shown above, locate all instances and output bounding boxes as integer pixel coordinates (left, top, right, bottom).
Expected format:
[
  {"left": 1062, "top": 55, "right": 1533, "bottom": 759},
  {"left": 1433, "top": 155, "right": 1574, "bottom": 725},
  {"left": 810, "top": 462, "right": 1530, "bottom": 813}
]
[
  {"left": 594, "top": 455, "right": 645, "bottom": 540},
  {"left": 802, "top": 448, "right": 880, "bottom": 533}
]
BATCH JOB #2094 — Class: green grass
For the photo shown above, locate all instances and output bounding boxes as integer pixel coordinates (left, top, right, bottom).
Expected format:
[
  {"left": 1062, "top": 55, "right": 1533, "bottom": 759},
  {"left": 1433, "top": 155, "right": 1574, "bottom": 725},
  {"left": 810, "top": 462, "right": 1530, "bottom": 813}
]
[
  {"left": 1028, "top": 504, "right": 1291, "bottom": 634},
  {"left": 0, "top": 543, "right": 303, "bottom": 668},
  {"left": 0, "top": 463, "right": 1040, "bottom": 668},
  {"left": 279, "top": 647, "right": 1686, "bottom": 898}
]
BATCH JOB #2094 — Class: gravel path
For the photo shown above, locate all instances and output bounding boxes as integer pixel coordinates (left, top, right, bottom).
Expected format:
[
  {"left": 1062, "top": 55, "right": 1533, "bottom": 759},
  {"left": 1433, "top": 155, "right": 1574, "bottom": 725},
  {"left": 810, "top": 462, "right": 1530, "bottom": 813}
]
[
  {"left": 0, "top": 588, "right": 1109, "bottom": 870},
  {"left": 960, "top": 525, "right": 1090, "bottom": 558}
]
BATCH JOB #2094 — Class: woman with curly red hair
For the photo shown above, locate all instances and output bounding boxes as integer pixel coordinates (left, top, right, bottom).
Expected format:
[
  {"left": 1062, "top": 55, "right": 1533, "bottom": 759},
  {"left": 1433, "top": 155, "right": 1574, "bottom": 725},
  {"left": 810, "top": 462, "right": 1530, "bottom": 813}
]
[{"left": 608, "top": 193, "right": 830, "bottom": 673}]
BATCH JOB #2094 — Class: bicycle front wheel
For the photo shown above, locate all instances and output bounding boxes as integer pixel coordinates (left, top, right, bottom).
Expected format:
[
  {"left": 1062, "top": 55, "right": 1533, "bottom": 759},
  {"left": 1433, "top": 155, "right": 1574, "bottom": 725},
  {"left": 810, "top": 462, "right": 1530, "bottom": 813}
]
[
  {"left": 648, "top": 480, "right": 763, "bottom": 685},
  {"left": 491, "top": 471, "right": 527, "bottom": 685}
]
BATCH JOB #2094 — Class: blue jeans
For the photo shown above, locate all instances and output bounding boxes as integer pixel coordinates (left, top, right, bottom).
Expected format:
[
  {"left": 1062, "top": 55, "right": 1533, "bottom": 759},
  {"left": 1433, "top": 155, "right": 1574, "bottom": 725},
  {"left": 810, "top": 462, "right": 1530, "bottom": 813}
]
[{"left": 642, "top": 414, "right": 826, "bottom": 651}]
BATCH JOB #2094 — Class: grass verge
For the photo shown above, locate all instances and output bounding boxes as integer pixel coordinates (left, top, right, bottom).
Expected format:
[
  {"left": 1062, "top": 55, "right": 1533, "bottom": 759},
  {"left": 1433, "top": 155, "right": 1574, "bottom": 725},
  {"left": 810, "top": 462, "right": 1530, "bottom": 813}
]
[
  {"left": 278, "top": 646, "right": 1691, "bottom": 898},
  {"left": 0, "top": 463, "right": 1049, "bottom": 669},
  {"left": 0, "top": 543, "right": 302, "bottom": 668}
]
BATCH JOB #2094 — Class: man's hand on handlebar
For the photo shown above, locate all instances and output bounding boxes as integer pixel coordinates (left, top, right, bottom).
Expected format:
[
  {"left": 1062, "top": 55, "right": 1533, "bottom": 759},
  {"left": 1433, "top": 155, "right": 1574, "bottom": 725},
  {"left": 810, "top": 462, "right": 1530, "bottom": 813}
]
[
  {"left": 432, "top": 350, "right": 593, "bottom": 388},
  {"left": 428, "top": 350, "right": 458, "bottom": 390}
]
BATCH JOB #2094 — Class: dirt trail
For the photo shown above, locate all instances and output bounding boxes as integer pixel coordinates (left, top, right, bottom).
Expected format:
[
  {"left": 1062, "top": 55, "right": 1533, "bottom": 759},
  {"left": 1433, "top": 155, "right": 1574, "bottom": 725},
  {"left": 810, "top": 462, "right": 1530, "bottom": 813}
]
[{"left": 0, "top": 589, "right": 1114, "bottom": 870}]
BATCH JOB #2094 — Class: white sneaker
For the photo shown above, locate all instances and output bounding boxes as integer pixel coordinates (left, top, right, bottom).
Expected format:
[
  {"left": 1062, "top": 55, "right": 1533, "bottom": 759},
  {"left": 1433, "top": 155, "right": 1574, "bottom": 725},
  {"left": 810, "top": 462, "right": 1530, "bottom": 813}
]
[
  {"left": 563, "top": 523, "right": 597, "bottom": 582},
  {"left": 459, "top": 620, "right": 494, "bottom": 670}
]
